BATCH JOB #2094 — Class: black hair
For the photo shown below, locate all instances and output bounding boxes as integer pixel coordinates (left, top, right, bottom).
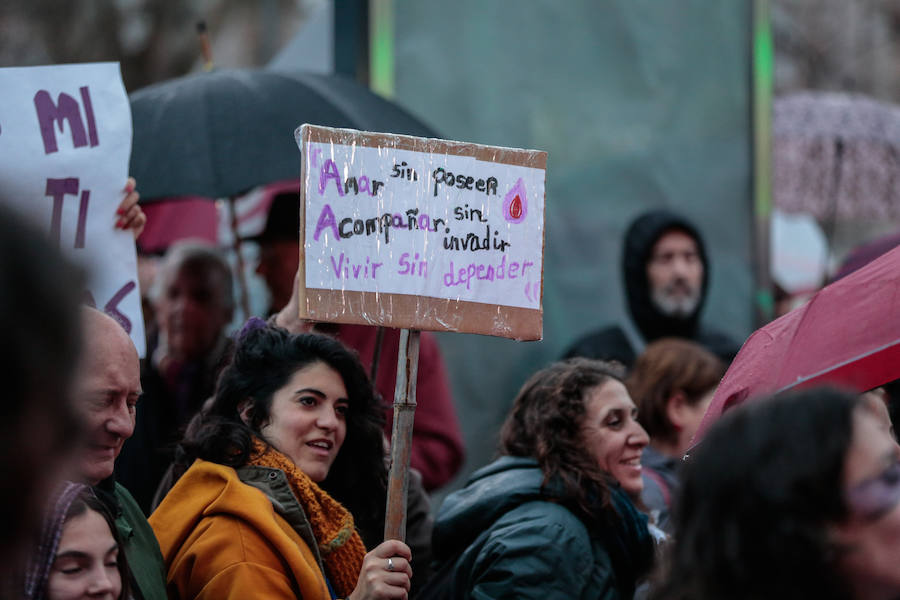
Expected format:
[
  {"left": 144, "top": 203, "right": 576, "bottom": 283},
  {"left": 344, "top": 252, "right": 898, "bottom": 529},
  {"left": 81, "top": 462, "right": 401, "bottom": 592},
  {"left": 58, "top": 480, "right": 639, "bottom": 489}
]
[
  {"left": 179, "top": 324, "right": 387, "bottom": 524},
  {"left": 499, "top": 358, "right": 626, "bottom": 525},
  {"left": 652, "top": 387, "right": 859, "bottom": 600},
  {"left": 0, "top": 204, "right": 83, "bottom": 574}
]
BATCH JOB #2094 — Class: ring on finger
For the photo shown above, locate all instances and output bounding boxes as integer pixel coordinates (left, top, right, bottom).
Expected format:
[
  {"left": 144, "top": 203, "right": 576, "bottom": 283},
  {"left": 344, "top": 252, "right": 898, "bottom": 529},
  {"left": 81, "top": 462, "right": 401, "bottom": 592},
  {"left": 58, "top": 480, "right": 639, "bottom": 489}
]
[{"left": 386, "top": 557, "right": 395, "bottom": 572}]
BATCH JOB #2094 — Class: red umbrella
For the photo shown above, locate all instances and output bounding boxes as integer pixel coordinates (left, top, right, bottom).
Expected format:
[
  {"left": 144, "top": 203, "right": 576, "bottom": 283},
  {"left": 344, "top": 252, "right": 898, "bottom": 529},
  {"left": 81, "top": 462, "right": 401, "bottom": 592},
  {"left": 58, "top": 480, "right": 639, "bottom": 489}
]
[
  {"left": 136, "top": 197, "right": 219, "bottom": 254},
  {"left": 695, "top": 244, "right": 900, "bottom": 442}
]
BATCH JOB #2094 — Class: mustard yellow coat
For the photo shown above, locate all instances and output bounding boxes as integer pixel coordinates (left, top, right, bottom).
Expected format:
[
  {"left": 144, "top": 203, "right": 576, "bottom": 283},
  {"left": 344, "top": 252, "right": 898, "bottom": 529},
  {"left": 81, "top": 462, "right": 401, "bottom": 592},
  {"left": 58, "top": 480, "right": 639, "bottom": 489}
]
[{"left": 149, "top": 459, "right": 332, "bottom": 600}]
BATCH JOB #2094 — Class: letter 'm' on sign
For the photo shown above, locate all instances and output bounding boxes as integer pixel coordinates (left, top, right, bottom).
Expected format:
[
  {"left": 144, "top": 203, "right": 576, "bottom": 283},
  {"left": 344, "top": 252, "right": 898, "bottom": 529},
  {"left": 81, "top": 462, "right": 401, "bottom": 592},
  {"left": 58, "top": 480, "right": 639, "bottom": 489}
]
[{"left": 33, "top": 86, "right": 99, "bottom": 155}]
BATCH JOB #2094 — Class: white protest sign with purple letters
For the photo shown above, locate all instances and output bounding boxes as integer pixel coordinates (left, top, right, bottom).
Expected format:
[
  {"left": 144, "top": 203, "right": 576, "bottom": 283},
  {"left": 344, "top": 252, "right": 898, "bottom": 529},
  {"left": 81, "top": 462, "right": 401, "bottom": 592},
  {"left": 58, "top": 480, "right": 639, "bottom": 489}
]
[
  {"left": 297, "top": 125, "right": 546, "bottom": 340},
  {"left": 303, "top": 141, "right": 544, "bottom": 308},
  {"left": 0, "top": 62, "right": 145, "bottom": 355}
]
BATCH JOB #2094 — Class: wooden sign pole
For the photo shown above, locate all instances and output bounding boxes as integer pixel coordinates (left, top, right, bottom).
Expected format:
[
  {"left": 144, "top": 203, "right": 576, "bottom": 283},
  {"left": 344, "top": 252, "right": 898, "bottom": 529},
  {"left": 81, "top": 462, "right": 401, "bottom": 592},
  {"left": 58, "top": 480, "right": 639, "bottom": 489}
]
[{"left": 383, "top": 328, "right": 420, "bottom": 541}]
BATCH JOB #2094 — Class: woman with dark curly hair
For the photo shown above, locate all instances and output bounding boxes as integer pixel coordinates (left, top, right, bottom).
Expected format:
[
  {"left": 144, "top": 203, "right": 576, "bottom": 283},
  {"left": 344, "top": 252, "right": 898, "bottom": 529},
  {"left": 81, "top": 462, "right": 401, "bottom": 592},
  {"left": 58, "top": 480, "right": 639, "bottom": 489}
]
[
  {"left": 427, "top": 358, "right": 655, "bottom": 599},
  {"left": 149, "top": 321, "right": 411, "bottom": 600},
  {"left": 652, "top": 387, "right": 900, "bottom": 600}
]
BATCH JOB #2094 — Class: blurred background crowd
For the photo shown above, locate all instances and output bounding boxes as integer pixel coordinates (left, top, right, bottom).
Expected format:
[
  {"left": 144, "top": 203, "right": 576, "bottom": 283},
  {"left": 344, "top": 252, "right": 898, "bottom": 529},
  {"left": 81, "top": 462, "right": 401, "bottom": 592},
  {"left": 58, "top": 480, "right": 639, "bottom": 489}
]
[
  {"left": 4, "top": 1, "right": 900, "bottom": 599},
  {"left": 6, "top": 0, "right": 900, "bottom": 497}
]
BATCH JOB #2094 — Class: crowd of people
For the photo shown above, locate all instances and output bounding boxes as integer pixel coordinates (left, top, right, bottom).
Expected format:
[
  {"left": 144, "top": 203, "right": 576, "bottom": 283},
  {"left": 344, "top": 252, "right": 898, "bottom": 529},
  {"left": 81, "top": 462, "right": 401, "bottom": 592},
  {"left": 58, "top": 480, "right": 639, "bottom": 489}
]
[{"left": 4, "top": 174, "right": 900, "bottom": 600}]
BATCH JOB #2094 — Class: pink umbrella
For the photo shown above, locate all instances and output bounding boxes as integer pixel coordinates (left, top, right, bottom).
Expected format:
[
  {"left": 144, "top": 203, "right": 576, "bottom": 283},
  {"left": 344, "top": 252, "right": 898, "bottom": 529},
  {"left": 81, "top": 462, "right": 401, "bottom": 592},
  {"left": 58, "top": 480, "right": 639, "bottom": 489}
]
[
  {"left": 695, "top": 243, "right": 900, "bottom": 442},
  {"left": 774, "top": 92, "right": 900, "bottom": 222}
]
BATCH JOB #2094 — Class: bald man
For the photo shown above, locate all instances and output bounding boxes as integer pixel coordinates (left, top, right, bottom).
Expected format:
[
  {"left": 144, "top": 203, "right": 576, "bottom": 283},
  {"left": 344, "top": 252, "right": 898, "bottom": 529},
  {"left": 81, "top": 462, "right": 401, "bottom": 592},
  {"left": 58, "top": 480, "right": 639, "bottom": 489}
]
[{"left": 72, "top": 308, "right": 166, "bottom": 600}]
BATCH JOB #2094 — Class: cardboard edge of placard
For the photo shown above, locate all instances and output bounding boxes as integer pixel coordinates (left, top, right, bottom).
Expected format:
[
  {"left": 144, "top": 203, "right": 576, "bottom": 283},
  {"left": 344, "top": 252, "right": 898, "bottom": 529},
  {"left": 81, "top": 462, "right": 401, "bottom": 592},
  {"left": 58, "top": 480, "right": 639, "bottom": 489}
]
[
  {"left": 298, "top": 128, "right": 309, "bottom": 320},
  {"left": 296, "top": 124, "right": 546, "bottom": 342},
  {"left": 302, "top": 289, "right": 543, "bottom": 341},
  {"left": 301, "top": 124, "right": 548, "bottom": 170}
]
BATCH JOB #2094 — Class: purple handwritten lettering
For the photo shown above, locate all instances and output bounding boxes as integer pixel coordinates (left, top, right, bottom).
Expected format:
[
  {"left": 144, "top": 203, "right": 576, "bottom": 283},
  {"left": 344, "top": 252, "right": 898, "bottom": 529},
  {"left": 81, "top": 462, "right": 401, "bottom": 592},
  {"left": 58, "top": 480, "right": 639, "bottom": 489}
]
[
  {"left": 82, "top": 283, "right": 135, "bottom": 334},
  {"left": 79, "top": 86, "right": 99, "bottom": 147},
  {"left": 327, "top": 252, "right": 382, "bottom": 279},
  {"left": 318, "top": 159, "right": 345, "bottom": 196},
  {"left": 75, "top": 190, "right": 90, "bottom": 248},
  {"left": 45, "top": 178, "right": 80, "bottom": 245},
  {"left": 313, "top": 204, "right": 340, "bottom": 241},
  {"left": 443, "top": 256, "right": 524, "bottom": 291},
  {"left": 104, "top": 281, "right": 135, "bottom": 334},
  {"left": 34, "top": 90, "right": 93, "bottom": 154},
  {"left": 330, "top": 252, "right": 345, "bottom": 277}
]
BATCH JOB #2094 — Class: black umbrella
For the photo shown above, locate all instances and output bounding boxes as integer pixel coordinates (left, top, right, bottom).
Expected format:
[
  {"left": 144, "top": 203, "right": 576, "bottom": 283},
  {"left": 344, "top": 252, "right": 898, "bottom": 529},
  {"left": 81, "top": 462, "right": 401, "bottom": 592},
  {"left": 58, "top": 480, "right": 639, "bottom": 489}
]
[{"left": 129, "top": 68, "right": 440, "bottom": 200}]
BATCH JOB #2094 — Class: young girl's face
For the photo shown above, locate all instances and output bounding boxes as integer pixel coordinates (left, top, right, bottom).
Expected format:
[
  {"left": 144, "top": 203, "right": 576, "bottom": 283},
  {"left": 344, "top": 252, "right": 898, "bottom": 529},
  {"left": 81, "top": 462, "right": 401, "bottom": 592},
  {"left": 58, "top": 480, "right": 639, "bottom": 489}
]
[{"left": 47, "top": 508, "right": 121, "bottom": 600}]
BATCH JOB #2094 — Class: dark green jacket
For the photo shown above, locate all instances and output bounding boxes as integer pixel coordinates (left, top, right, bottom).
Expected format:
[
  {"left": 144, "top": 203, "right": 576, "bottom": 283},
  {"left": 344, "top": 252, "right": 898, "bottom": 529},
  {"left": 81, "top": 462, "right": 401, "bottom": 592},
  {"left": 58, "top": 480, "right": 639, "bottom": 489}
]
[
  {"left": 429, "top": 456, "right": 653, "bottom": 600},
  {"left": 95, "top": 478, "right": 168, "bottom": 600}
]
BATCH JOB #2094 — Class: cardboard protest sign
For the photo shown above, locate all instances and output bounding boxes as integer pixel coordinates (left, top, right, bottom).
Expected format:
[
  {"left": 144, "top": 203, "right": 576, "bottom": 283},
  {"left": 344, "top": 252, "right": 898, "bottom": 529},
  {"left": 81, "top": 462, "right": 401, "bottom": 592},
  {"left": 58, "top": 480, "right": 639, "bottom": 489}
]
[
  {"left": 296, "top": 124, "right": 547, "bottom": 340},
  {"left": 0, "top": 62, "right": 145, "bottom": 355}
]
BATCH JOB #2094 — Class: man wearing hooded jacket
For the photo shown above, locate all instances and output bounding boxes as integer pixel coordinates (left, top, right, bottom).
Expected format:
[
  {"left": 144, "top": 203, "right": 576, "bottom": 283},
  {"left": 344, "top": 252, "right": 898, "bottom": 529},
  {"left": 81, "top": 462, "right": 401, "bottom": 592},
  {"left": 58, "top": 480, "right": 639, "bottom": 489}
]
[{"left": 564, "top": 210, "right": 739, "bottom": 369}]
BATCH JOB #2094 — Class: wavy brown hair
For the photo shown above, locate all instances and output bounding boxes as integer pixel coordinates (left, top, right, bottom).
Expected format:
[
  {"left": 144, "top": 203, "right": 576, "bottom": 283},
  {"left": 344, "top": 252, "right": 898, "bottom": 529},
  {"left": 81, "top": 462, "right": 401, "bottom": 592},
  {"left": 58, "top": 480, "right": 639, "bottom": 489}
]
[
  {"left": 499, "top": 358, "right": 626, "bottom": 524},
  {"left": 626, "top": 338, "right": 725, "bottom": 445}
]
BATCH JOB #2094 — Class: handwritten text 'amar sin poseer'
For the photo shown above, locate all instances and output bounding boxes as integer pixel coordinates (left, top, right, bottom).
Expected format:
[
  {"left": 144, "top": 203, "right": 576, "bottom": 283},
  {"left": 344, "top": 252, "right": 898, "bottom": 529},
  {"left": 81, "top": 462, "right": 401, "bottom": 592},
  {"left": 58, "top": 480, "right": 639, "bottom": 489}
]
[{"left": 308, "top": 153, "right": 536, "bottom": 298}]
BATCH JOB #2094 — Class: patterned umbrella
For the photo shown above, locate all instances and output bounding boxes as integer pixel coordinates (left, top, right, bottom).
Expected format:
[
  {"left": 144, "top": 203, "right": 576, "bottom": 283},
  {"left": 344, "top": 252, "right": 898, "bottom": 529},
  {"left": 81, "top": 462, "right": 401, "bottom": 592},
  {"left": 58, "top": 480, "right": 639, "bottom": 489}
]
[{"left": 774, "top": 91, "right": 900, "bottom": 221}]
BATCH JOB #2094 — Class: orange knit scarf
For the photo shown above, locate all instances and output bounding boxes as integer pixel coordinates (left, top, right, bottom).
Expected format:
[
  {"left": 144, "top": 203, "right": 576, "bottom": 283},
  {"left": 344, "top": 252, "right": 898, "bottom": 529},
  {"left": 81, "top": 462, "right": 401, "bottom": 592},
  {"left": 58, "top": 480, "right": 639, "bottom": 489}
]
[{"left": 249, "top": 439, "right": 366, "bottom": 598}]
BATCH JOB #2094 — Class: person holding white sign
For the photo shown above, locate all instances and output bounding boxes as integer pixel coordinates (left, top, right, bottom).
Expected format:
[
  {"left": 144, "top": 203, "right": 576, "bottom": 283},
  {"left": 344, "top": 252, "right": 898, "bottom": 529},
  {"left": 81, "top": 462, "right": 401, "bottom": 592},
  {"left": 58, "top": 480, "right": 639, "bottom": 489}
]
[
  {"left": 253, "top": 191, "right": 465, "bottom": 492},
  {"left": 150, "top": 322, "right": 412, "bottom": 600}
]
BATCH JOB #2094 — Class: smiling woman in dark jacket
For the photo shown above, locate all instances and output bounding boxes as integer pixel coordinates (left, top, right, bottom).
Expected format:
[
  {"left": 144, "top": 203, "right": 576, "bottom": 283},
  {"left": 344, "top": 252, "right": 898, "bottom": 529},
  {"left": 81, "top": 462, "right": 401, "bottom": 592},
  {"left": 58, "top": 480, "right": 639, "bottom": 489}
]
[{"left": 427, "top": 359, "right": 655, "bottom": 600}]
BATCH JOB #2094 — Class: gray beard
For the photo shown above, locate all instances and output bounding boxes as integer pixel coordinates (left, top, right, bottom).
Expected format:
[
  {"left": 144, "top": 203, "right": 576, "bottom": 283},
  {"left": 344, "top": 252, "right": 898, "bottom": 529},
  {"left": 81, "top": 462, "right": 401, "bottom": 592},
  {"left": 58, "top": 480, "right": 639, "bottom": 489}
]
[{"left": 651, "top": 288, "right": 701, "bottom": 318}]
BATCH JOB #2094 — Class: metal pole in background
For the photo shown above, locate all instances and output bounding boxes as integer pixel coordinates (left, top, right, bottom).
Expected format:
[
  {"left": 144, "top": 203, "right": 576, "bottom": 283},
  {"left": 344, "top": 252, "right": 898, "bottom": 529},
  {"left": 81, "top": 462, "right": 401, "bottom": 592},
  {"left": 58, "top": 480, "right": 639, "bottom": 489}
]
[
  {"left": 334, "top": 0, "right": 370, "bottom": 85},
  {"left": 752, "top": 0, "right": 774, "bottom": 326},
  {"left": 369, "top": 0, "right": 394, "bottom": 98},
  {"left": 384, "top": 328, "right": 419, "bottom": 541}
]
